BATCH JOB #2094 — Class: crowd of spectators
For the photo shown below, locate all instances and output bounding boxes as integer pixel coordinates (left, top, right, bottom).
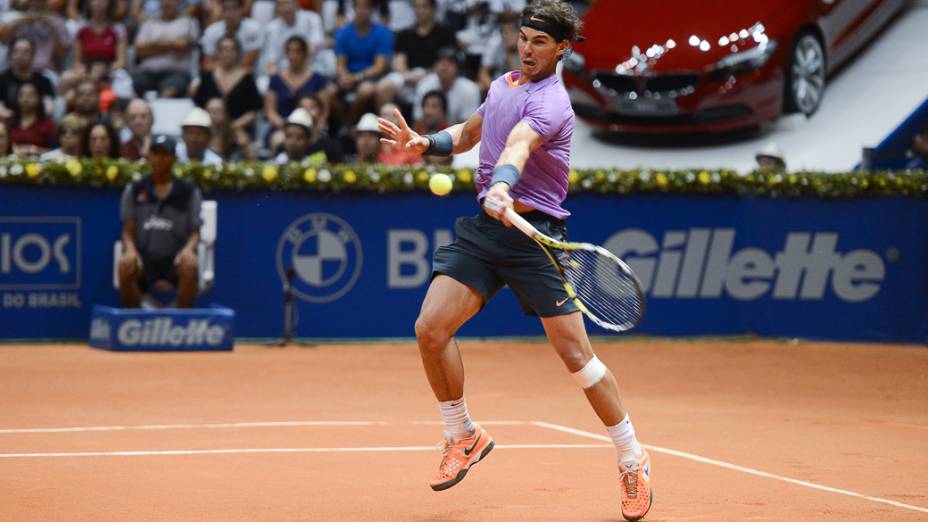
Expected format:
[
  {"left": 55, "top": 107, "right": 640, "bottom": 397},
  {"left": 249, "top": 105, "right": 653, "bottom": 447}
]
[{"left": 0, "top": 0, "right": 591, "bottom": 166}]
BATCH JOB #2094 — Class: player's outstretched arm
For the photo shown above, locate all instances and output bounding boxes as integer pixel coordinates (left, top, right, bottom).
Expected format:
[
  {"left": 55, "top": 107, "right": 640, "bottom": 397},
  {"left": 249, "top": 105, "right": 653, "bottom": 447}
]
[{"left": 378, "top": 109, "right": 483, "bottom": 157}]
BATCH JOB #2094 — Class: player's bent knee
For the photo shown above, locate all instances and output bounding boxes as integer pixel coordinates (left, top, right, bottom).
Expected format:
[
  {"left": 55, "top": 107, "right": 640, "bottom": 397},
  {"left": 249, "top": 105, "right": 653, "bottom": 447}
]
[
  {"left": 414, "top": 315, "right": 452, "bottom": 349},
  {"left": 571, "top": 356, "right": 607, "bottom": 389}
]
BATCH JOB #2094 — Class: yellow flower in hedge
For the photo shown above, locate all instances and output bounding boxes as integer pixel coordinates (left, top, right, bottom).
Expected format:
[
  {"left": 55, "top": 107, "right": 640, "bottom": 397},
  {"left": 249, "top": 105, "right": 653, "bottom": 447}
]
[
  {"left": 106, "top": 165, "right": 119, "bottom": 181},
  {"left": 65, "top": 159, "right": 82, "bottom": 177},
  {"left": 262, "top": 164, "right": 278, "bottom": 182},
  {"left": 697, "top": 170, "right": 711, "bottom": 185},
  {"left": 568, "top": 170, "right": 579, "bottom": 184},
  {"left": 655, "top": 172, "right": 668, "bottom": 187},
  {"left": 25, "top": 163, "right": 40, "bottom": 178},
  {"left": 416, "top": 170, "right": 429, "bottom": 183},
  {"left": 344, "top": 170, "right": 357, "bottom": 184},
  {"left": 202, "top": 168, "right": 213, "bottom": 179},
  {"left": 456, "top": 169, "right": 472, "bottom": 183},
  {"left": 788, "top": 174, "right": 798, "bottom": 184},
  {"left": 303, "top": 168, "right": 317, "bottom": 183},
  {"left": 595, "top": 170, "right": 605, "bottom": 181}
]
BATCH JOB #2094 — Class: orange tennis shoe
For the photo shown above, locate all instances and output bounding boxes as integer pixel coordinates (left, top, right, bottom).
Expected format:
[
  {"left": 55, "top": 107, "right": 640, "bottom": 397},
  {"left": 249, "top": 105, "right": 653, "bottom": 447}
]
[
  {"left": 429, "top": 423, "right": 495, "bottom": 491},
  {"left": 620, "top": 450, "right": 652, "bottom": 521}
]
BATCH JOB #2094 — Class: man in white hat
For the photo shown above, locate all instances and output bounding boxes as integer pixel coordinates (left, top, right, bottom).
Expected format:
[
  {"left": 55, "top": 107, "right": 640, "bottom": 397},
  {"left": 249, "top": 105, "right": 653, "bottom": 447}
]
[
  {"left": 353, "top": 112, "right": 384, "bottom": 164},
  {"left": 755, "top": 142, "right": 786, "bottom": 173},
  {"left": 275, "top": 108, "right": 314, "bottom": 164},
  {"left": 176, "top": 107, "right": 223, "bottom": 166}
]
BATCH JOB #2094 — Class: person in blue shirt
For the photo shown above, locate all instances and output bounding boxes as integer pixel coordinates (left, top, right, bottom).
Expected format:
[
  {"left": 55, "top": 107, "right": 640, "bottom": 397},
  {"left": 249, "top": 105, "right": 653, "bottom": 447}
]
[{"left": 333, "top": 0, "right": 394, "bottom": 128}]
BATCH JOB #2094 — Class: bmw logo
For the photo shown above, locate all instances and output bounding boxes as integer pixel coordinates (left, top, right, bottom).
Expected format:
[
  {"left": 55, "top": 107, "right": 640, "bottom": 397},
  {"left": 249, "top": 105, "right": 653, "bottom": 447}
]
[{"left": 276, "top": 213, "right": 363, "bottom": 303}]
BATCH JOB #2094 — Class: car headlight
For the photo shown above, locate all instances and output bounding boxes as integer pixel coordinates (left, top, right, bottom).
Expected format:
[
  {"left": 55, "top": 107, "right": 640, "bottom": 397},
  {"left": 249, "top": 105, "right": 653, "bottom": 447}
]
[{"left": 709, "top": 40, "right": 778, "bottom": 81}]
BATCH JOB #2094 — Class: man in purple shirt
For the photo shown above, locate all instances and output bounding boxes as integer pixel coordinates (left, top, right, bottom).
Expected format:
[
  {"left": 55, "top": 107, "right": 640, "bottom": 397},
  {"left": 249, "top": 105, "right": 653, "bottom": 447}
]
[{"left": 378, "top": 2, "right": 652, "bottom": 520}]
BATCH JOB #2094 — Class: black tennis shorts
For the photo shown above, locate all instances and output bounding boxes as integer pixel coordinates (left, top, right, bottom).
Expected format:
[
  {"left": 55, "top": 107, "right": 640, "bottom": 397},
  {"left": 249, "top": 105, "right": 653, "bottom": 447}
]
[
  {"left": 432, "top": 210, "right": 580, "bottom": 317},
  {"left": 139, "top": 255, "right": 179, "bottom": 292}
]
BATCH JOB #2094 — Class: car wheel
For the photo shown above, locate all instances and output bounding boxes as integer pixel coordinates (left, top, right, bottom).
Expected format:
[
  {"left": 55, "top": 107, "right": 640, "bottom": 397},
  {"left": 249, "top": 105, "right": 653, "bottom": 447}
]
[{"left": 785, "top": 32, "right": 826, "bottom": 116}]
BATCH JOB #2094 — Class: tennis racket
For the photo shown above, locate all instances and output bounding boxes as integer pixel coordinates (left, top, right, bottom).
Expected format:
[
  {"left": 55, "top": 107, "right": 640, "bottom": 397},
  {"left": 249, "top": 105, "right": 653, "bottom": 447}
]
[{"left": 484, "top": 199, "right": 646, "bottom": 332}]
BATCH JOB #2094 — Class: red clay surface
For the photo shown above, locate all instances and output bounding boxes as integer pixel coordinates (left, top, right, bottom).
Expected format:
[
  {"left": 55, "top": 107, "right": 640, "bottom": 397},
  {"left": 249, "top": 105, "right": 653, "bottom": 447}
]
[{"left": 1, "top": 339, "right": 926, "bottom": 521}]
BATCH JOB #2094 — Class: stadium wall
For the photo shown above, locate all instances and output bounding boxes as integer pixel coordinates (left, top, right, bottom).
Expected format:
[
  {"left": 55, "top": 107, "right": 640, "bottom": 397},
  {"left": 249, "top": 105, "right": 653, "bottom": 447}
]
[{"left": 1, "top": 185, "right": 926, "bottom": 343}]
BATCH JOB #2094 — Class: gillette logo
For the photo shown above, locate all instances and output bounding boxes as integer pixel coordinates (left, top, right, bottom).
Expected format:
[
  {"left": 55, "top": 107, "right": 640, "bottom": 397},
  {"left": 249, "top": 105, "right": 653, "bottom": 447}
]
[
  {"left": 117, "top": 318, "right": 226, "bottom": 346},
  {"left": 605, "top": 229, "right": 885, "bottom": 302}
]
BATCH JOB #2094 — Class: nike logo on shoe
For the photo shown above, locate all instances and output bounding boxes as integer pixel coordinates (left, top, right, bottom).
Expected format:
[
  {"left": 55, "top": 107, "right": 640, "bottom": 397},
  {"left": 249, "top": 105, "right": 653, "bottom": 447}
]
[
  {"left": 462, "top": 432, "right": 482, "bottom": 456},
  {"left": 530, "top": 15, "right": 543, "bottom": 22},
  {"left": 555, "top": 297, "right": 569, "bottom": 307}
]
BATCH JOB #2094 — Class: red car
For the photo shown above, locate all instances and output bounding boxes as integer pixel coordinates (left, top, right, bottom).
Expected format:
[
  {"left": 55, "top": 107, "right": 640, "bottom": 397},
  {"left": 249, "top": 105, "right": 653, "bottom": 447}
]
[{"left": 562, "top": 0, "right": 907, "bottom": 133}]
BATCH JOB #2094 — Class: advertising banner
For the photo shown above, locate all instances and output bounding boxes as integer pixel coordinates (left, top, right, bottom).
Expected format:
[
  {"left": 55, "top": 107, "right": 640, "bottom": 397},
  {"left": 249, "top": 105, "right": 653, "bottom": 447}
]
[{"left": 1, "top": 185, "right": 925, "bottom": 343}]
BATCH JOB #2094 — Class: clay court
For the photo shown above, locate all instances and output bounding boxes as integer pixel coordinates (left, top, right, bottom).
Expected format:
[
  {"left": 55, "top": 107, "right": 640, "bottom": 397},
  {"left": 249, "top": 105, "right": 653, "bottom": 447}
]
[{"left": 1, "top": 339, "right": 926, "bottom": 521}]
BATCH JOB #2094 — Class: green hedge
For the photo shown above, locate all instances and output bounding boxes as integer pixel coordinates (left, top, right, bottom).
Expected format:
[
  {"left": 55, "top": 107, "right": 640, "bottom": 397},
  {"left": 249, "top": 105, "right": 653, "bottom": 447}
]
[{"left": 1, "top": 158, "right": 926, "bottom": 198}]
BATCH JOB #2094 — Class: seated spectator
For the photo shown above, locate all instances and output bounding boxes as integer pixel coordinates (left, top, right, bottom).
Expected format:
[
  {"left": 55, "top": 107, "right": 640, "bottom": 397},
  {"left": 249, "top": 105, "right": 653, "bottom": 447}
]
[
  {"left": 376, "top": 0, "right": 456, "bottom": 108},
  {"left": 200, "top": 0, "right": 263, "bottom": 71},
  {"left": 413, "top": 89, "right": 449, "bottom": 166},
  {"left": 413, "top": 47, "right": 479, "bottom": 124},
  {"left": 265, "top": 36, "right": 332, "bottom": 152},
  {"left": 66, "top": 0, "right": 129, "bottom": 20},
  {"left": 192, "top": 35, "right": 262, "bottom": 136},
  {"left": 82, "top": 120, "right": 121, "bottom": 160},
  {"left": 132, "top": 0, "right": 200, "bottom": 98},
  {"left": 71, "top": 78, "right": 103, "bottom": 122},
  {"left": 176, "top": 107, "right": 223, "bottom": 165},
  {"left": 0, "top": 38, "right": 55, "bottom": 120},
  {"left": 130, "top": 0, "right": 197, "bottom": 27},
  {"left": 478, "top": 14, "right": 519, "bottom": 94},
  {"left": 121, "top": 98, "right": 153, "bottom": 160},
  {"left": 413, "top": 89, "right": 447, "bottom": 135},
  {"left": 8, "top": 81, "right": 56, "bottom": 157},
  {"left": 204, "top": 96, "right": 253, "bottom": 161},
  {"left": 264, "top": 0, "right": 325, "bottom": 76},
  {"left": 297, "top": 92, "right": 344, "bottom": 162},
  {"left": 329, "top": 0, "right": 390, "bottom": 31},
  {"left": 755, "top": 142, "right": 787, "bottom": 173},
  {"left": 906, "top": 125, "right": 928, "bottom": 169},
  {"left": 333, "top": 0, "right": 393, "bottom": 126},
  {"left": 274, "top": 107, "right": 312, "bottom": 164},
  {"left": 60, "top": 0, "right": 129, "bottom": 97},
  {"left": 0, "top": 0, "right": 71, "bottom": 74},
  {"left": 351, "top": 111, "right": 384, "bottom": 163},
  {"left": 40, "top": 113, "right": 86, "bottom": 160},
  {"left": 0, "top": 121, "right": 12, "bottom": 158},
  {"left": 377, "top": 103, "right": 420, "bottom": 165},
  {"left": 117, "top": 134, "right": 201, "bottom": 308},
  {"left": 108, "top": 97, "right": 131, "bottom": 142},
  {"left": 456, "top": 0, "right": 525, "bottom": 78}
]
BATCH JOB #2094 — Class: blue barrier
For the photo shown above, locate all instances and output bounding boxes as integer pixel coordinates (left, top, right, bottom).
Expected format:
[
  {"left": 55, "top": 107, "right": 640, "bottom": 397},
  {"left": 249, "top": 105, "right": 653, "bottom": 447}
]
[
  {"left": 863, "top": 96, "right": 928, "bottom": 169},
  {"left": 89, "top": 304, "right": 235, "bottom": 351},
  {"left": 1, "top": 185, "right": 926, "bottom": 343}
]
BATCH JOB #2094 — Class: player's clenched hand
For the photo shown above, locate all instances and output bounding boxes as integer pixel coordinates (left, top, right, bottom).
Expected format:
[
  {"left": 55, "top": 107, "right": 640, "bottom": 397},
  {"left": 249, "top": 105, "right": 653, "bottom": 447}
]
[
  {"left": 484, "top": 183, "right": 514, "bottom": 227},
  {"left": 378, "top": 108, "right": 429, "bottom": 155}
]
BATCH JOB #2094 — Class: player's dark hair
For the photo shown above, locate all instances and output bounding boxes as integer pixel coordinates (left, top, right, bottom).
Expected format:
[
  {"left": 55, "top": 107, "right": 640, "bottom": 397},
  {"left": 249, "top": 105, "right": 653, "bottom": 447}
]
[{"left": 522, "top": 0, "right": 583, "bottom": 43}]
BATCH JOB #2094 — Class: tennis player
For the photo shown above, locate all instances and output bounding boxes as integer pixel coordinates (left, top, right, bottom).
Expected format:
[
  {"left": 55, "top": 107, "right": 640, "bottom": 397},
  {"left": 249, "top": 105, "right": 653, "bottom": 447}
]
[{"left": 377, "top": 1, "right": 651, "bottom": 519}]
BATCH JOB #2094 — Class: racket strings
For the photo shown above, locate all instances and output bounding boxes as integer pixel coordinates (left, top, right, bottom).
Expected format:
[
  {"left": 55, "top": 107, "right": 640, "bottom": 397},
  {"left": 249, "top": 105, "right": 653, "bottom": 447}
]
[{"left": 561, "top": 248, "right": 644, "bottom": 331}]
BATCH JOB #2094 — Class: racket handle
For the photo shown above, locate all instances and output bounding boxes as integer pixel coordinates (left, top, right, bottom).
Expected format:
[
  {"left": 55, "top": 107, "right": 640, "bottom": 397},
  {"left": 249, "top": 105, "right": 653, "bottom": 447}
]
[{"left": 482, "top": 198, "right": 540, "bottom": 238}]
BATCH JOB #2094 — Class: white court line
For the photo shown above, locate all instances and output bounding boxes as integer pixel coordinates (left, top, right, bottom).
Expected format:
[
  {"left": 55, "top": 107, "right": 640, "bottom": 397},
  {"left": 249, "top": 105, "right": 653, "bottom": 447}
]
[
  {"left": 531, "top": 421, "right": 928, "bottom": 515},
  {"left": 0, "top": 443, "right": 610, "bottom": 459},
  {"left": 0, "top": 420, "right": 528, "bottom": 434}
]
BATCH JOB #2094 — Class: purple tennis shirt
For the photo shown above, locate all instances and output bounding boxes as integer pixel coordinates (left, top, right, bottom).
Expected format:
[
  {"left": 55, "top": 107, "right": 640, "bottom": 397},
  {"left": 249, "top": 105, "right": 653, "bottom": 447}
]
[{"left": 476, "top": 70, "right": 575, "bottom": 219}]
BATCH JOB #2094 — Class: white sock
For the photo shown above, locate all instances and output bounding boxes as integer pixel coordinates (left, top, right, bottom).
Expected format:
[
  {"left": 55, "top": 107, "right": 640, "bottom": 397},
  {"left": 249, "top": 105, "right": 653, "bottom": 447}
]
[
  {"left": 607, "top": 415, "right": 644, "bottom": 468},
  {"left": 438, "top": 397, "right": 475, "bottom": 440}
]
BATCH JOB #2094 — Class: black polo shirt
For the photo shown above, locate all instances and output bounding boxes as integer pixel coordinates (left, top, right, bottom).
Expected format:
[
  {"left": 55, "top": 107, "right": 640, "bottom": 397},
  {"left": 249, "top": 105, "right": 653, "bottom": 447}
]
[{"left": 119, "top": 176, "right": 203, "bottom": 261}]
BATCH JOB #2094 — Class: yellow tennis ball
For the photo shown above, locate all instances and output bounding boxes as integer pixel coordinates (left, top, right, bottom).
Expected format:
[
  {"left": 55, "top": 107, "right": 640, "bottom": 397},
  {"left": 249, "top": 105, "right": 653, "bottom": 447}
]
[{"left": 429, "top": 173, "right": 453, "bottom": 196}]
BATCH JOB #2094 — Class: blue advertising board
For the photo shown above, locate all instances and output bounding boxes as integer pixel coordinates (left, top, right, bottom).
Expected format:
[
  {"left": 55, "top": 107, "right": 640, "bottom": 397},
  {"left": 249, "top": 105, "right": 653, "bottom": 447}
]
[
  {"left": 0, "top": 185, "right": 926, "bottom": 343},
  {"left": 89, "top": 305, "right": 235, "bottom": 351}
]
